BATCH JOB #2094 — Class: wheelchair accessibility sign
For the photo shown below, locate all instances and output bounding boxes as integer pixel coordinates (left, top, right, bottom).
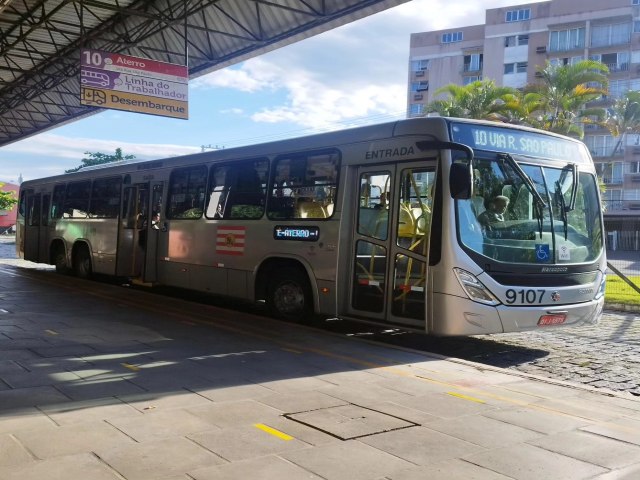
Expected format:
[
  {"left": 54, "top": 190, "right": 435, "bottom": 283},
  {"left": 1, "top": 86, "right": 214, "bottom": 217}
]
[{"left": 535, "top": 244, "right": 550, "bottom": 262}]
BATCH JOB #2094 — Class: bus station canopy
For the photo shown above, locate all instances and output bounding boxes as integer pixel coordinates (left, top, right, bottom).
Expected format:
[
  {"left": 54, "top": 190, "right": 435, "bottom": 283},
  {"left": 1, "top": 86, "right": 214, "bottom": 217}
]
[{"left": 0, "top": 0, "right": 406, "bottom": 147}]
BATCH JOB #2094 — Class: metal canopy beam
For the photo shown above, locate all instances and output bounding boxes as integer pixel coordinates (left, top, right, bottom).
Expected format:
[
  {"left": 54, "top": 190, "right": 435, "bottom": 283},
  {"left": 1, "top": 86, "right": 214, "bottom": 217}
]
[{"left": 0, "top": 0, "right": 407, "bottom": 147}]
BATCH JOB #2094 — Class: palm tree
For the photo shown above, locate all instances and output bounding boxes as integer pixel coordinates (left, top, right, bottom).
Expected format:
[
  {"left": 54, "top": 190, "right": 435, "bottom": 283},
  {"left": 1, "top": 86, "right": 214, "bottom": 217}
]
[
  {"left": 525, "top": 60, "right": 609, "bottom": 138},
  {"left": 427, "top": 80, "right": 518, "bottom": 121},
  {"left": 603, "top": 90, "right": 640, "bottom": 155}
]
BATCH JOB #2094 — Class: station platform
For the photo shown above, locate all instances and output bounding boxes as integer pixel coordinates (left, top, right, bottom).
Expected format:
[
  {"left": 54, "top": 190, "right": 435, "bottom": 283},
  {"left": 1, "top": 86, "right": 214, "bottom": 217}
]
[{"left": 1, "top": 263, "right": 640, "bottom": 480}]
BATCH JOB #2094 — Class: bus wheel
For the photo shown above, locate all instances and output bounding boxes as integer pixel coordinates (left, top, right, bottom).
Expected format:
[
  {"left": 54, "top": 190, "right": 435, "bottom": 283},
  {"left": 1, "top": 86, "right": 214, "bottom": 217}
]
[
  {"left": 267, "top": 268, "right": 312, "bottom": 322},
  {"left": 73, "top": 246, "right": 93, "bottom": 279},
  {"left": 53, "top": 248, "right": 68, "bottom": 275}
]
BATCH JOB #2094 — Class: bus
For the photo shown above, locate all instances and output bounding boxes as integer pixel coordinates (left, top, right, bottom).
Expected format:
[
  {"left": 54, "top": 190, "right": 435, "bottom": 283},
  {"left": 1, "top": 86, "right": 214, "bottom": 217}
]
[{"left": 16, "top": 117, "right": 606, "bottom": 335}]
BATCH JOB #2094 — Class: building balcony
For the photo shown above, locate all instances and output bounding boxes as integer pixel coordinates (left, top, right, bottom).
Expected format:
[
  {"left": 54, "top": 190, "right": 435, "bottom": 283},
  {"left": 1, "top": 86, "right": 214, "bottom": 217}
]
[
  {"left": 604, "top": 200, "right": 640, "bottom": 212},
  {"left": 607, "top": 62, "right": 629, "bottom": 73},
  {"left": 601, "top": 176, "right": 624, "bottom": 185},
  {"left": 462, "top": 62, "right": 483, "bottom": 73}
]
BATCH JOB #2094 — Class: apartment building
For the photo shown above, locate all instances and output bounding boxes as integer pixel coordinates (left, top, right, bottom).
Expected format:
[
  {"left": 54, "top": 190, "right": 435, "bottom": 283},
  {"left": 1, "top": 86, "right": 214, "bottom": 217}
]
[{"left": 408, "top": 0, "right": 640, "bottom": 249}]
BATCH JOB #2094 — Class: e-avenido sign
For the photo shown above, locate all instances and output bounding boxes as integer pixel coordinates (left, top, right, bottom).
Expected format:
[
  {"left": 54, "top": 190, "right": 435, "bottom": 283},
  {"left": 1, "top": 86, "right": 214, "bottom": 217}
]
[{"left": 80, "top": 49, "right": 189, "bottom": 119}]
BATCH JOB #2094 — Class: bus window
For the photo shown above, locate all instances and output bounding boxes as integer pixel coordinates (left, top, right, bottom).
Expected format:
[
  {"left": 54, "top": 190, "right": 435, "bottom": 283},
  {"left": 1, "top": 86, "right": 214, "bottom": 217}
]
[
  {"left": 167, "top": 165, "right": 207, "bottom": 219},
  {"left": 206, "top": 158, "right": 267, "bottom": 219},
  {"left": 51, "top": 184, "right": 65, "bottom": 219},
  {"left": 357, "top": 171, "right": 390, "bottom": 241},
  {"left": 89, "top": 177, "right": 122, "bottom": 218},
  {"left": 63, "top": 181, "right": 91, "bottom": 218},
  {"left": 267, "top": 150, "right": 339, "bottom": 220}
]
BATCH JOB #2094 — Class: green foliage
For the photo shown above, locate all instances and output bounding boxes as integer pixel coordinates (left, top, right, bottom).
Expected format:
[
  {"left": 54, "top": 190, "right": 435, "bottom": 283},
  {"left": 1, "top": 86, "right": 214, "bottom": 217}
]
[
  {"left": 0, "top": 182, "right": 17, "bottom": 211},
  {"left": 65, "top": 148, "right": 135, "bottom": 173},
  {"left": 425, "top": 60, "right": 611, "bottom": 139},
  {"left": 428, "top": 80, "right": 518, "bottom": 121}
]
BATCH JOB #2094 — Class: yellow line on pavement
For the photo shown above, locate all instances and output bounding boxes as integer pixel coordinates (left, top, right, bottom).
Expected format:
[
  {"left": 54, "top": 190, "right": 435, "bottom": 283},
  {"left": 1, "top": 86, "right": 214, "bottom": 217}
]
[
  {"left": 121, "top": 363, "right": 140, "bottom": 372},
  {"left": 44, "top": 329, "right": 58, "bottom": 335},
  {"left": 254, "top": 423, "right": 293, "bottom": 441},
  {"left": 447, "top": 391, "right": 486, "bottom": 403}
]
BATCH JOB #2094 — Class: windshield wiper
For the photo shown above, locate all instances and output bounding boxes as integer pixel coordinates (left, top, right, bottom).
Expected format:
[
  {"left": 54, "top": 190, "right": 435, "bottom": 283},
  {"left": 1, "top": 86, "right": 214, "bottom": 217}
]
[
  {"left": 499, "top": 153, "right": 547, "bottom": 238},
  {"left": 556, "top": 164, "right": 578, "bottom": 241},
  {"left": 555, "top": 180, "right": 569, "bottom": 241}
]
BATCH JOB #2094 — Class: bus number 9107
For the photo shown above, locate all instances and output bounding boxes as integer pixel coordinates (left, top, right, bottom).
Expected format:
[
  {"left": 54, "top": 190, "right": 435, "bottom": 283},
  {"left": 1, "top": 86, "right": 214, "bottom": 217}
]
[{"left": 505, "top": 289, "right": 545, "bottom": 304}]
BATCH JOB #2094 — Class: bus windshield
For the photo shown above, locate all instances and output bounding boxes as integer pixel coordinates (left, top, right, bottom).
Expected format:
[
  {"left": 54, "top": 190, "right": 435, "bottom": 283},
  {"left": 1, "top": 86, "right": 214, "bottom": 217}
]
[{"left": 457, "top": 154, "right": 603, "bottom": 265}]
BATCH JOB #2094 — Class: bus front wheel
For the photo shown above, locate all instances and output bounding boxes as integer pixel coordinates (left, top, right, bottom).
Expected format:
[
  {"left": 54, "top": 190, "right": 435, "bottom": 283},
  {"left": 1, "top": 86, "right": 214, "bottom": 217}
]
[{"left": 267, "top": 267, "right": 312, "bottom": 322}]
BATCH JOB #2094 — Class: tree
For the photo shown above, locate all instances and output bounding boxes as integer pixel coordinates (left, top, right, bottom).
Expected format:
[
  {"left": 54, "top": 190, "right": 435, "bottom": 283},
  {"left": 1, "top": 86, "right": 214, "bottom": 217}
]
[
  {"left": 65, "top": 148, "right": 135, "bottom": 173},
  {"left": 0, "top": 183, "right": 17, "bottom": 211},
  {"left": 602, "top": 90, "right": 640, "bottom": 155},
  {"left": 427, "top": 80, "right": 519, "bottom": 121},
  {"left": 524, "top": 60, "right": 609, "bottom": 138}
]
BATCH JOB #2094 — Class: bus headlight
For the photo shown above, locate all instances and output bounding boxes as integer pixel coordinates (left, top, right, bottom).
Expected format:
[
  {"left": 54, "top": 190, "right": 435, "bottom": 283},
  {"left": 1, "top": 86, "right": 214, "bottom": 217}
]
[
  {"left": 453, "top": 268, "right": 500, "bottom": 306},
  {"left": 594, "top": 275, "right": 606, "bottom": 300}
]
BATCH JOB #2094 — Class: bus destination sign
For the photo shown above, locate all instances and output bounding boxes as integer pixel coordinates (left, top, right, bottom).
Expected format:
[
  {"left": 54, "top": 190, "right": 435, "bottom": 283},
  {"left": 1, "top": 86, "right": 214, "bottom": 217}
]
[
  {"left": 450, "top": 123, "right": 585, "bottom": 161},
  {"left": 274, "top": 226, "right": 320, "bottom": 242}
]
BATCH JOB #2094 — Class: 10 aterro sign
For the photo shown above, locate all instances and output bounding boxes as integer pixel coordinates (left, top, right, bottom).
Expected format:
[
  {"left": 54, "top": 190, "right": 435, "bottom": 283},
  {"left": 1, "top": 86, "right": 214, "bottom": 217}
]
[{"left": 80, "top": 49, "right": 189, "bottom": 119}]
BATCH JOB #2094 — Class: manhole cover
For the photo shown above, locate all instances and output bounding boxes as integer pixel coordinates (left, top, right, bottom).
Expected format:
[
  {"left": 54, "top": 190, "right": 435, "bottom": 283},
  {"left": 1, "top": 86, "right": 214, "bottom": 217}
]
[{"left": 285, "top": 404, "right": 417, "bottom": 440}]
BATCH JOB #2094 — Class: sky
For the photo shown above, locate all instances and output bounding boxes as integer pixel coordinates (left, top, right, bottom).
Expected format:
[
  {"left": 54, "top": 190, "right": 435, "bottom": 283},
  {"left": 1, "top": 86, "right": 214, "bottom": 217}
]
[{"left": 0, "top": 0, "right": 516, "bottom": 183}]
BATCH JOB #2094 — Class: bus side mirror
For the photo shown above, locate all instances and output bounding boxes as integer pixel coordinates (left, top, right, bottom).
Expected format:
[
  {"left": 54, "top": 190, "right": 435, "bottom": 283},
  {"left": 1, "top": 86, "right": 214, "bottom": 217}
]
[{"left": 450, "top": 162, "right": 473, "bottom": 200}]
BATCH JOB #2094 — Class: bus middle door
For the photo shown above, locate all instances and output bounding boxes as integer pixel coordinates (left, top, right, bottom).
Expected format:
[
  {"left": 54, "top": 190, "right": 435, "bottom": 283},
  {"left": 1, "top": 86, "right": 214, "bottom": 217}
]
[{"left": 348, "top": 162, "right": 435, "bottom": 328}]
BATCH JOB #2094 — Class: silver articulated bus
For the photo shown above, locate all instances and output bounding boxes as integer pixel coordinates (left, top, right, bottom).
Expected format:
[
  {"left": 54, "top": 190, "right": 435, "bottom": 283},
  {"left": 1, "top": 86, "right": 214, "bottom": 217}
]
[{"left": 16, "top": 117, "right": 606, "bottom": 335}]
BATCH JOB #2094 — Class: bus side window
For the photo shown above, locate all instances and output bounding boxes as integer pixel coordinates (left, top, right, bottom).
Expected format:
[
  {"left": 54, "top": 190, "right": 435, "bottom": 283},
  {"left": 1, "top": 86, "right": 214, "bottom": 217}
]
[{"left": 267, "top": 150, "right": 339, "bottom": 220}]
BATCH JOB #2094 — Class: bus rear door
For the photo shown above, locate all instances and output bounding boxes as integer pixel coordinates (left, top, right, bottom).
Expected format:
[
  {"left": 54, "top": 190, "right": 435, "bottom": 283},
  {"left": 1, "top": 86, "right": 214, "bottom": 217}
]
[
  {"left": 348, "top": 162, "right": 436, "bottom": 328},
  {"left": 116, "top": 184, "right": 148, "bottom": 278},
  {"left": 23, "top": 193, "right": 42, "bottom": 263}
]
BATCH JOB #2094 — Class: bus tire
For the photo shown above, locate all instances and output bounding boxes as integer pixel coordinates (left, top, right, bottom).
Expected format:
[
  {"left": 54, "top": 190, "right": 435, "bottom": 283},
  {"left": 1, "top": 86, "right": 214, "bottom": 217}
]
[
  {"left": 73, "top": 245, "right": 93, "bottom": 279},
  {"left": 267, "top": 267, "right": 313, "bottom": 322},
  {"left": 53, "top": 247, "right": 69, "bottom": 275}
]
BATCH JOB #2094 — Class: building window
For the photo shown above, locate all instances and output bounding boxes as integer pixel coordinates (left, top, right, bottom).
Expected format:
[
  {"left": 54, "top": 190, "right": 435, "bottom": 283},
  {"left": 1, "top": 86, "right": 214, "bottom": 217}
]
[
  {"left": 504, "top": 62, "right": 527, "bottom": 74},
  {"left": 463, "top": 75, "right": 482, "bottom": 85},
  {"left": 590, "top": 52, "right": 630, "bottom": 72},
  {"left": 549, "top": 27, "right": 585, "bottom": 52},
  {"left": 586, "top": 135, "right": 614, "bottom": 157},
  {"left": 591, "top": 22, "right": 631, "bottom": 47},
  {"left": 463, "top": 53, "right": 483, "bottom": 72},
  {"left": 409, "top": 104, "right": 423, "bottom": 116},
  {"left": 505, "top": 8, "right": 530, "bottom": 22},
  {"left": 505, "top": 34, "right": 529, "bottom": 47},
  {"left": 411, "top": 59, "right": 430, "bottom": 72},
  {"left": 411, "top": 81, "right": 429, "bottom": 92},
  {"left": 441, "top": 31, "right": 463, "bottom": 43},
  {"left": 633, "top": 0, "right": 640, "bottom": 5},
  {"left": 628, "top": 161, "right": 640, "bottom": 174}
]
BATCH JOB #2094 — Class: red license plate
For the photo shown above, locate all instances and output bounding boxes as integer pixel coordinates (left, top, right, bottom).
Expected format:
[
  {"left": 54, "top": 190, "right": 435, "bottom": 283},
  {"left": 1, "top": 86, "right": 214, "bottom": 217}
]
[{"left": 538, "top": 314, "right": 567, "bottom": 326}]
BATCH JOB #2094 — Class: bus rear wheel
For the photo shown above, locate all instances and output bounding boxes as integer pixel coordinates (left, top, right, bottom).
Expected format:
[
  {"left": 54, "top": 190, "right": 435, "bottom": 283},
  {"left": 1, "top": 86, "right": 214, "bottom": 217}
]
[
  {"left": 73, "top": 245, "right": 93, "bottom": 279},
  {"left": 267, "top": 267, "right": 312, "bottom": 322}
]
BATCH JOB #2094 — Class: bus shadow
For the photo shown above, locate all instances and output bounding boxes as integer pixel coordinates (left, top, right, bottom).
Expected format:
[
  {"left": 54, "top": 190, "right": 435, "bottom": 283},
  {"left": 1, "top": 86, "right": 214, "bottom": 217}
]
[{"left": 0, "top": 265, "right": 549, "bottom": 422}]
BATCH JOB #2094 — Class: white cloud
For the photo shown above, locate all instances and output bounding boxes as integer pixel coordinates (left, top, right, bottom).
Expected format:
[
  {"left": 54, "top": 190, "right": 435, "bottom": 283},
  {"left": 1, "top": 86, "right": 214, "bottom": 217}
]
[{"left": 192, "top": 0, "right": 516, "bottom": 131}]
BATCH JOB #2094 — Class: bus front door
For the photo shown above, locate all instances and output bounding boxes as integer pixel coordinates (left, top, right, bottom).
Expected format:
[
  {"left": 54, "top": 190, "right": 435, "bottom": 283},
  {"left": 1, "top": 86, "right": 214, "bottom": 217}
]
[
  {"left": 348, "top": 163, "right": 436, "bottom": 328},
  {"left": 116, "top": 184, "right": 149, "bottom": 278}
]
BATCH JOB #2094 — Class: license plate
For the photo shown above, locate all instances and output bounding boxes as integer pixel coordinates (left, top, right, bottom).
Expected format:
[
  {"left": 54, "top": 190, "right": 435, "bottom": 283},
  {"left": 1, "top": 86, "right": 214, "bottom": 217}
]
[{"left": 538, "top": 313, "right": 566, "bottom": 326}]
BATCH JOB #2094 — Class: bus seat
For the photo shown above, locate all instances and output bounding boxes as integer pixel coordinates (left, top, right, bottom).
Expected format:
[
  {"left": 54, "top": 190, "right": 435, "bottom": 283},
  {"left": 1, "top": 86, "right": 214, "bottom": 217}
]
[{"left": 398, "top": 203, "right": 416, "bottom": 237}]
